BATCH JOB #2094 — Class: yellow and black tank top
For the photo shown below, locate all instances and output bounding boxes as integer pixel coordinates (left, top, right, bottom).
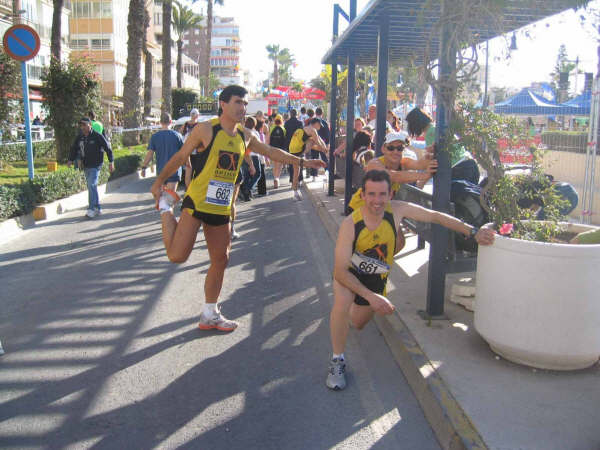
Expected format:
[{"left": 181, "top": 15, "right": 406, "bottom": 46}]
[
  {"left": 349, "top": 206, "right": 397, "bottom": 294},
  {"left": 348, "top": 155, "right": 402, "bottom": 212},
  {"left": 289, "top": 128, "right": 310, "bottom": 154},
  {"left": 182, "top": 118, "right": 246, "bottom": 216}
]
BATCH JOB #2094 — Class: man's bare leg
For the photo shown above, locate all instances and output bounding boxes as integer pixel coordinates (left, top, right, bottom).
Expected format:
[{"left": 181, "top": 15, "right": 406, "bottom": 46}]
[
  {"left": 330, "top": 279, "right": 355, "bottom": 354},
  {"left": 198, "top": 222, "right": 238, "bottom": 331},
  {"left": 203, "top": 222, "right": 231, "bottom": 304},
  {"left": 161, "top": 209, "right": 201, "bottom": 263}
]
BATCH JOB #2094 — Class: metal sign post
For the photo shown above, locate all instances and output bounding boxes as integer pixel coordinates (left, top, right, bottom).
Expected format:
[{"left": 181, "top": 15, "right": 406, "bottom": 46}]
[{"left": 2, "top": 24, "right": 41, "bottom": 180}]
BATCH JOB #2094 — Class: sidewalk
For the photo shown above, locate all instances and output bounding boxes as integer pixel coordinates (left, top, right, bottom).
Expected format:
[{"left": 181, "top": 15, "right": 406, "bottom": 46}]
[{"left": 303, "top": 176, "right": 600, "bottom": 450}]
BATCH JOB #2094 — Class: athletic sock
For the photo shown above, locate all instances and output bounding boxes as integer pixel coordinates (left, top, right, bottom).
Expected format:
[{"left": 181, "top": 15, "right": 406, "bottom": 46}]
[
  {"left": 203, "top": 303, "right": 218, "bottom": 317},
  {"left": 332, "top": 353, "right": 345, "bottom": 361}
]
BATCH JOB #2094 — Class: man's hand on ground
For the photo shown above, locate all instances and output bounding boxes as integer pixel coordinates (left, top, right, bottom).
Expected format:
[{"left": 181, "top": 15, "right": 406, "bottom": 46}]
[{"left": 368, "top": 293, "right": 395, "bottom": 315}]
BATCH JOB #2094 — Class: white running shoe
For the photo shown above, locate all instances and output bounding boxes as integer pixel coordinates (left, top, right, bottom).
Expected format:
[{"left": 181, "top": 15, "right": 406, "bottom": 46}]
[
  {"left": 231, "top": 229, "right": 240, "bottom": 240},
  {"left": 198, "top": 311, "right": 239, "bottom": 332},
  {"left": 157, "top": 187, "right": 180, "bottom": 212},
  {"left": 293, "top": 190, "right": 303, "bottom": 201},
  {"left": 85, "top": 209, "right": 97, "bottom": 218}
]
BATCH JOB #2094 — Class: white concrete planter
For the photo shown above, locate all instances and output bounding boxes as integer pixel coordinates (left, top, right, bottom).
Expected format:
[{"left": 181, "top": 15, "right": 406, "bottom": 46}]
[{"left": 474, "top": 223, "right": 600, "bottom": 370}]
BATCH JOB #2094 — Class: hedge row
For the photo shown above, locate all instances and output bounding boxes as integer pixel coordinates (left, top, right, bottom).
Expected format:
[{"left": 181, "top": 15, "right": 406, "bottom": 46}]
[
  {"left": 0, "top": 140, "right": 56, "bottom": 162},
  {"left": 0, "top": 150, "right": 144, "bottom": 221}
]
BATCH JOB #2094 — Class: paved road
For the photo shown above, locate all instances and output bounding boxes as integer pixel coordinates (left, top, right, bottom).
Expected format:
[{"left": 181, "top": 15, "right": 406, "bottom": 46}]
[{"left": 0, "top": 177, "right": 440, "bottom": 449}]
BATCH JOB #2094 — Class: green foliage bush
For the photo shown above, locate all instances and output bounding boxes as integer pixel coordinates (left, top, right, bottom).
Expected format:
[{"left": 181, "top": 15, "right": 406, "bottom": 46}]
[
  {"left": 40, "top": 58, "right": 102, "bottom": 162},
  {"left": 0, "top": 150, "right": 145, "bottom": 221},
  {"left": 0, "top": 140, "right": 56, "bottom": 162},
  {"left": 172, "top": 88, "right": 198, "bottom": 119}
]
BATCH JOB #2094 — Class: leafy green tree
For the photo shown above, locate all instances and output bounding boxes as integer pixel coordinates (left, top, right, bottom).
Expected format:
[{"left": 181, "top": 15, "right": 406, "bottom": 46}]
[
  {"left": 0, "top": 52, "right": 21, "bottom": 140},
  {"left": 549, "top": 44, "right": 577, "bottom": 94},
  {"left": 40, "top": 59, "right": 101, "bottom": 162},
  {"left": 173, "top": 2, "right": 203, "bottom": 88},
  {"left": 277, "top": 48, "right": 296, "bottom": 86},
  {"left": 172, "top": 88, "right": 198, "bottom": 119},
  {"left": 51, "top": 0, "right": 64, "bottom": 60}
]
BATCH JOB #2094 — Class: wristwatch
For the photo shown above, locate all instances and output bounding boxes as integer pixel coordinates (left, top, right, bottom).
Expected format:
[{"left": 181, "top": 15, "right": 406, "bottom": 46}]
[{"left": 468, "top": 227, "right": 479, "bottom": 239}]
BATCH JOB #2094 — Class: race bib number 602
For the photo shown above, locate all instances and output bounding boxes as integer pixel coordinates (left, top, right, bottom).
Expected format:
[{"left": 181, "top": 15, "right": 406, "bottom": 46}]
[{"left": 206, "top": 180, "right": 233, "bottom": 206}]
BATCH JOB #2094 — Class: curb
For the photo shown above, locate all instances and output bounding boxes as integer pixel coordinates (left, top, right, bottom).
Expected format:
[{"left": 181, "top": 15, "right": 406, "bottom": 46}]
[
  {"left": 0, "top": 166, "right": 155, "bottom": 246},
  {"left": 303, "top": 183, "right": 488, "bottom": 450}
]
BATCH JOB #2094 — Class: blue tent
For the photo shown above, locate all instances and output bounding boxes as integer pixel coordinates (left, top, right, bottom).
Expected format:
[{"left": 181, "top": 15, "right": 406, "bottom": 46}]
[
  {"left": 494, "top": 88, "right": 573, "bottom": 115},
  {"left": 560, "top": 90, "right": 591, "bottom": 116}
]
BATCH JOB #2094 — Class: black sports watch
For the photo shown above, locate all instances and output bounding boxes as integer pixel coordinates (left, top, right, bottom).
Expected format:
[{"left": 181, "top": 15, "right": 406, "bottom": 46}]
[{"left": 468, "top": 227, "right": 479, "bottom": 239}]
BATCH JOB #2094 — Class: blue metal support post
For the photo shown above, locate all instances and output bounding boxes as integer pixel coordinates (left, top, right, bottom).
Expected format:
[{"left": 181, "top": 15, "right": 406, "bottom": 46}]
[
  {"left": 422, "top": 2, "right": 457, "bottom": 319},
  {"left": 375, "top": 13, "right": 389, "bottom": 156},
  {"left": 21, "top": 61, "right": 34, "bottom": 180},
  {"left": 343, "top": 0, "right": 357, "bottom": 213},
  {"left": 344, "top": 51, "right": 356, "bottom": 213}
]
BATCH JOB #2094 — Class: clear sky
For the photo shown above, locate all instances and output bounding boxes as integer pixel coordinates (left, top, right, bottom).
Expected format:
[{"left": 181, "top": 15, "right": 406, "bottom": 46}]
[{"left": 191, "top": 0, "right": 598, "bottom": 93}]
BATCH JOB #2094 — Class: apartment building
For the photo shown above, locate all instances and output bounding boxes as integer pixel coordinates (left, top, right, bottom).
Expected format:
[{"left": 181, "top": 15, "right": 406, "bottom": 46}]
[
  {"left": 1, "top": 0, "right": 70, "bottom": 120},
  {"left": 183, "top": 15, "right": 241, "bottom": 88}
]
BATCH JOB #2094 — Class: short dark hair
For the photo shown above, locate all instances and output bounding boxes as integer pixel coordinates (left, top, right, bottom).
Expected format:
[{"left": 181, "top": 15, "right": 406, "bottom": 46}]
[
  {"left": 309, "top": 117, "right": 321, "bottom": 126},
  {"left": 88, "top": 111, "right": 96, "bottom": 120},
  {"left": 79, "top": 117, "right": 91, "bottom": 125},
  {"left": 405, "top": 107, "right": 432, "bottom": 137},
  {"left": 160, "top": 112, "right": 171, "bottom": 125},
  {"left": 244, "top": 116, "right": 257, "bottom": 129},
  {"left": 300, "top": 107, "right": 306, "bottom": 114},
  {"left": 307, "top": 109, "right": 314, "bottom": 117},
  {"left": 219, "top": 85, "right": 248, "bottom": 104},
  {"left": 315, "top": 107, "right": 323, "bottom": 116},
  {"left": 290, "top": 109, "right": 297, "bottom": 117},
  {"left": 361, "top": 169, "right": 391, "bottom": 192},
  {"left": 255, "top": 119, "right": 264, "bottom": 131}
]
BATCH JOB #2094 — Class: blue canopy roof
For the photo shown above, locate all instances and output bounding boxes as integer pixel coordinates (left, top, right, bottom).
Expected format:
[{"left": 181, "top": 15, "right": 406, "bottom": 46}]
[
  {"left": 560, "top": 90, "right": 591, "bottom": 115},
  {"left": 494, "top": 88, "right": 587, "bottom": 116}
]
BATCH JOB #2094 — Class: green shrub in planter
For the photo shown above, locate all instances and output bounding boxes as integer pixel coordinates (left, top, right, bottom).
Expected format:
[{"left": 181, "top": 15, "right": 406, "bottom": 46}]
[
  {"left": 0, "top": 150, "right": 145, "bottom": 221},
  {"left": 0, "top": 183, "right": 36, "bottom": 220},
  {"left": 0, "top": 140, "right": 56, "bottom": 162}
]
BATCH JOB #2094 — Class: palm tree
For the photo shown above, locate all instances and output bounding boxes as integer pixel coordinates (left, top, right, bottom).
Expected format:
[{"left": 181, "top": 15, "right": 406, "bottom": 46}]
[
  {"left": 123, "top": 0, "right": 145, "bottom": 145},
  {"left": 277, "top": 48, "right": 295, "bottom": 86},
  {"left": 197, "top": 0, "right": 224, "bottom": 95},
  {"left": 143, "top": 5, "right": 153, "bottom": 118},
  {"left": 173, "top": 2, "right": 203, "bottom": 88},
  {"left": 266, "top": 44, "right": 281, "bottom": 87},
  {"left": 50, "top": 0, "right": 63, "bottom": 60},
  {"left": 162, "top": 0, "right": 173, "bottom": 113}
]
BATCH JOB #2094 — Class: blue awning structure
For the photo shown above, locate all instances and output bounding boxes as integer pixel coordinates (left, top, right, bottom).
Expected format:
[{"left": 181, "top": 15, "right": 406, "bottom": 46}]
[
  {"left": 561, "top": 90, "right": 592, "bottom": 115},
  {"left": 494, "top": 88, "right": 591, "bottom": 115}
]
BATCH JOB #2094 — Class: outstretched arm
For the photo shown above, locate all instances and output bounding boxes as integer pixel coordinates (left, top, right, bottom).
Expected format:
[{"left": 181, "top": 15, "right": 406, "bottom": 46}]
[
  {"left": 392, "top": 200, "right": 495, "bottom": 245},
  {"left": 246, "top": 130, "right": 326, "bottom": 169}
]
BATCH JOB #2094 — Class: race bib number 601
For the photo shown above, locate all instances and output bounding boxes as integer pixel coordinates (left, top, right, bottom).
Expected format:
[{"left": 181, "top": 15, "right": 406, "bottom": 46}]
[{"left": 206, "top": 180, "right": 233, "bottom": 206}]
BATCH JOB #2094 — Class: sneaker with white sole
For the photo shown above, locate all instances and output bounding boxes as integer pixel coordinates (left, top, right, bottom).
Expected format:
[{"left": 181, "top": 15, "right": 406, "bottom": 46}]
[
  {"left": 85, "top": 209, "right": 97, "bottom": 218},
  {"left": 198, "top": 311, "right": 239, "bottom": 332},
  {"left": 157, "top": 187, "right": 180, "bottom": 212},
  {"left": 293, "top": 190, "right": 303, "bottom": 201},
  {"left": 231, "top": 230, "right": 240, "bottom": 240},
  {"left": 326, "top": 357, "right": 347, "bottom": 390}
]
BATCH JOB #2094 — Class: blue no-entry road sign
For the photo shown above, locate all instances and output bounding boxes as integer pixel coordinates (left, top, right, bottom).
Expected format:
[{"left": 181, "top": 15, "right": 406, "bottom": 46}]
[
  {"left": 3, "top": 25, "right": 41, "bottom": 180},
  {"left": 3, "top": 24, "right": 41, "bottom": 62}
]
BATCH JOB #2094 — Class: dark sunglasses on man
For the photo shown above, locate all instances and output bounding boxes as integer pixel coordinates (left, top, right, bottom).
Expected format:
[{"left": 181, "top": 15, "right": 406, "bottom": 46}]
[{"left": 386, "top": 144, "right": 405, "bottom": 152}]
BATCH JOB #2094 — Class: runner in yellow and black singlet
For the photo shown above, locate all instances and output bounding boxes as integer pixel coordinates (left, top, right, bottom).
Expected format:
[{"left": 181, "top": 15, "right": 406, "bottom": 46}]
[{"left": 150, "top": 85, "right": 326, "bottom": 333}]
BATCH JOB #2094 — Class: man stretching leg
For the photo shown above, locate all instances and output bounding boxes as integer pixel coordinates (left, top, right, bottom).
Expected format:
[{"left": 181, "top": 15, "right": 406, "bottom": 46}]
[
  {"left": 151, "top": 85, "right": 326, "bottom": 332},
  {"left": 327, "top": 169, "right": 495, "bottom": 390}
]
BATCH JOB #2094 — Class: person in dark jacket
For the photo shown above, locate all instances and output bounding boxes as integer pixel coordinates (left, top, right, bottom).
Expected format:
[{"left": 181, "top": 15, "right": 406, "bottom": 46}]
[
  {"left": 67, "top": 117, "right": 114, "bottom": 218},
  {"left": 284, "top": 109, "right": 304, "bottom": 152}
]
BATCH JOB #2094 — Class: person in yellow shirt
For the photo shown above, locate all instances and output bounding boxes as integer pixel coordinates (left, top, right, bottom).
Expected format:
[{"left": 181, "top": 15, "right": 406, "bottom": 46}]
[
  {"left": 288, "top": 118, "right": 327, "bottom": 201},
  {"left": 150, "top": 85, "right": 326, "bottom": 332},
  {"left": 326, "top": 169, "right": 496, "bottom": 390}
]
